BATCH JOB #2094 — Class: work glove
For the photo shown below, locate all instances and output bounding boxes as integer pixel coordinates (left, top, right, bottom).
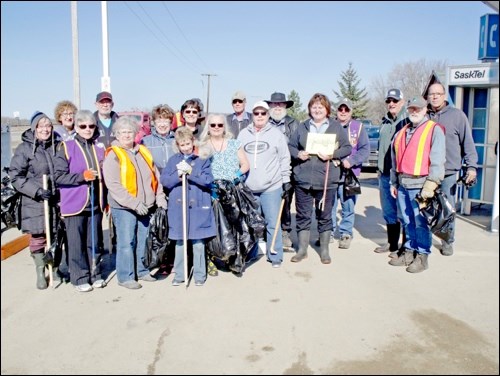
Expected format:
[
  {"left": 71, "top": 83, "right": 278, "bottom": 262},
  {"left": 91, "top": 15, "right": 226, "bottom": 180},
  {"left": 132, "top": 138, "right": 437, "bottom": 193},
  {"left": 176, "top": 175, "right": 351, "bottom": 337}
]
[
  {"left": 420, "top": 179, "right": 439, "bottom": 200},
  {"left": 281, "top": 182, "right": 292, "bottom": 199},
  {"left": 232, "top": 169, "right": 246, "bottom": 185},
  {"left": 83, "top": 169, "right": 98, "bottom": 182},
  {"left": 135, "top": 202, "right": 149, "bottom": 216},
  {"left": 464, "top": 168, "right": 477, "bottom": 188},
  {"left": 176, "top": 160, "right": 192, "bottom": 176},
  {"left": 35, "top": 188, "right": 52, "bottom": 201},
  {"left": 210, "top": 182, "right": 219, "bottom": 200}
]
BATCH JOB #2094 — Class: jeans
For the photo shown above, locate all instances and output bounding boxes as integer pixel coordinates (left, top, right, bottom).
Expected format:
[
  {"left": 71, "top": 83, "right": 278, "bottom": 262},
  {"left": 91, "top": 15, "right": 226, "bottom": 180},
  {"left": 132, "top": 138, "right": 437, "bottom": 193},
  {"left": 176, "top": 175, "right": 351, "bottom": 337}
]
[
  {"left": 440, "top": 174, "right": 457, "bottom": 245},
  {"left": 332, "top": 184, "right": 357, "bottom": 237},
  {"left": 174, "top": 240, "right": 206, "bottom": 283},
  {"left": 396, "top": 186, "right": 432, "bottom": 255},
  {"left": 111, "top": 208, "right": 151, "bottom": 283},
  {"left": 379, "top": 173, "right": 399, "bottom": 224},
  {"left": 252, "top": 187, "right": 283, "bottom": 264}
]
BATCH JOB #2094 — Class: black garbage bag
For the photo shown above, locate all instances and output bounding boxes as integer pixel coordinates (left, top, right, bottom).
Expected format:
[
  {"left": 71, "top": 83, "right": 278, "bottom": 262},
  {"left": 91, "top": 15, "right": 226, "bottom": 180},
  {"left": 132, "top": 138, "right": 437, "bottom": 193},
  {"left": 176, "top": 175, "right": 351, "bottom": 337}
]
[
  {"left": 206, "top": 199, "right": 237, "bottom": 261},
  {"left": 235, "top": 182, "right": 265, "bottom": 238},
  {"left": 213, "top": 179, "right": 240, "bottom": 224},
  {"left": 1, "top": 172, "right": 21, "bottom": 230},
  {"left": 144, "top": 207, "right": 169, "bottom": 269},
  {"left": 418, "top": 189, "right": 456, "bottom": 243}
]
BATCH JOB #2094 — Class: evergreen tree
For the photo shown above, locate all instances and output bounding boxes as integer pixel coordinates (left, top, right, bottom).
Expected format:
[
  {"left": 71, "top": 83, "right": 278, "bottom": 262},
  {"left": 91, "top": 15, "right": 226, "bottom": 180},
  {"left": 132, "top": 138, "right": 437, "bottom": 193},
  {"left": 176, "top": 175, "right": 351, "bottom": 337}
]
[
  {"left": 332, "top": 62, "right": 369, "bottom": 120},
  {"left": 287, "top": 90, "right": 308, "bottom": 122}
]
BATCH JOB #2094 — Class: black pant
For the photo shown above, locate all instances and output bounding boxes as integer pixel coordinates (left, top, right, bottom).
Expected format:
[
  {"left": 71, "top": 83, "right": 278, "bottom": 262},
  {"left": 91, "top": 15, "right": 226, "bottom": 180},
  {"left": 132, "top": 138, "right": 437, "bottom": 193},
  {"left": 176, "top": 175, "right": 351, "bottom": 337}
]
[{"left": 295, "top": 185, "right": 336, "bottom": 233}]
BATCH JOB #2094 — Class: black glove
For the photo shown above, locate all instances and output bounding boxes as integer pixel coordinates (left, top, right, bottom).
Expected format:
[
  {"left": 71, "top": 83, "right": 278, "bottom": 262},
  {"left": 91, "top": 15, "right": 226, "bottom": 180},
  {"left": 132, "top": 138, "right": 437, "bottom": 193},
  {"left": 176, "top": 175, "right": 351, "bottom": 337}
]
[
  {"left": 281, "top": 182, "right": 292, "bottom": 198},
  {"left": 36, "top": 188, "right": 52, "bottom": 201}
]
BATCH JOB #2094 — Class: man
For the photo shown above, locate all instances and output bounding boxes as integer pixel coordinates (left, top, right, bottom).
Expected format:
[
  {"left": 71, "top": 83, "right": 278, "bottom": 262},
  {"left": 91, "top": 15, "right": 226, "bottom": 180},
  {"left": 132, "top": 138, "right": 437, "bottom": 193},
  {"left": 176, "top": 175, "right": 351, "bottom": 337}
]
[
  {"left": 374, "top": 89, "right": 410, "bottom": 257},
  {"left": 331, "top": 98, "right": 369, "bottom": 249},
  {"left": 227, "top": 91, "right": 252, "bottom": 138},
  {"left": 427, "top": 82, "right": 478, "bottom": 256},
  {"left": 389, "top": 96, "right": 445, "bottom": 273},
  {"left": 265, "top": 92, "right": 299, "bottom": 251},
  {"left": 94, "top": 91, "right": 119, "bottom": 147}
]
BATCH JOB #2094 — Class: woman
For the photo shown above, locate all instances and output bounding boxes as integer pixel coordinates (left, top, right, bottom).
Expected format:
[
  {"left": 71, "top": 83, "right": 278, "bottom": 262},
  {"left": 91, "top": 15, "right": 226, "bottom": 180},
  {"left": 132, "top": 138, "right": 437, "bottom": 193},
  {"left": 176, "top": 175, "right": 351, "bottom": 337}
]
[
  {"left": 174, "top": 99, "right": 204, "bottom": 140},
  {"left": 102, "top": 116, "right": 167, "bottom": 290},
  {"left": 141, "top": 104, "right": 176, "bottom": 175},
  {"left": 288, "top": 93, "right": 352, "bottom": 264},
  {"left": 53, "top": 100, "right": 78, "bottom": 141},
  {"left": 9, "top": 111, "right": 87, "bottom": 290},
  {"left": 237, "top": 101, "right": 291, "bottom": 268},
  {"left": 198, "top": 113, "right": 250, "bottom": 274},
  {"left": 57, "top": 110, "right": 106, "bottom": 292}
]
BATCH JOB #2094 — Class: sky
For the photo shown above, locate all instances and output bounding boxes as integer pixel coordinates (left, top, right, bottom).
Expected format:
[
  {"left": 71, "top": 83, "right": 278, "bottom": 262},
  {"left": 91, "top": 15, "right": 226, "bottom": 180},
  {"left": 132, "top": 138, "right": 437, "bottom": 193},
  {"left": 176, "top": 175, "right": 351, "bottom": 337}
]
[{"left": 1, "top": 1, "right": 495, "bottom": 120}]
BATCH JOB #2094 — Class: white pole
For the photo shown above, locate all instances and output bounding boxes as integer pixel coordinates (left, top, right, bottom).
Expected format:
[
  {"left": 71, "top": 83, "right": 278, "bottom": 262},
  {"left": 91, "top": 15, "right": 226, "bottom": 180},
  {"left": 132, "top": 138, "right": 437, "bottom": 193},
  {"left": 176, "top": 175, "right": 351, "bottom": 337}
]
[
  {"left": 491, "top": 146, "right": 499, "bottom": 232},
  {"left": 71, "top": 1, "right": 81, "bottom": 108},
  {"left": 101, "top": 1, "right": 110, "bottom": 91}
]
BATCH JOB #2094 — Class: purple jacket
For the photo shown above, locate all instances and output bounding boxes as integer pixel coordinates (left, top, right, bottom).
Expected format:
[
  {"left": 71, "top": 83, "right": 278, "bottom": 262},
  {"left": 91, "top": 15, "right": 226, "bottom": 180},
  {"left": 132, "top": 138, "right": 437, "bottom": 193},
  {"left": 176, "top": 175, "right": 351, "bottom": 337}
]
[{"left": 59, "top": 138, "right": 106, "bottom": 216}]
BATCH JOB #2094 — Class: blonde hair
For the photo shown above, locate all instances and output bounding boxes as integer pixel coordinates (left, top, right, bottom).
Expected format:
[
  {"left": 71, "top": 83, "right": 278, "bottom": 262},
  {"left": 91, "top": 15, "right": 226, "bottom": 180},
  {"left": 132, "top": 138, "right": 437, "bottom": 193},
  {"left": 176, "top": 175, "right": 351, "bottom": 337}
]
[{"left": 197, "top": 113, "right": 233, "bottom": 159}]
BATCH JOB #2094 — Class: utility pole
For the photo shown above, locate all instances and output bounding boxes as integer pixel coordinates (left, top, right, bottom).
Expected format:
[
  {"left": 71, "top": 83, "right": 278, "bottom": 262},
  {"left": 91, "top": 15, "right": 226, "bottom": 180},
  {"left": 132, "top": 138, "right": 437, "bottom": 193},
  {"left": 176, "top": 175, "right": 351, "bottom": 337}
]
[
  {"left": 202, "top": 73, "right": 217, "bottom": 114},
  {"left": 101, "top": 1, "right": 110, "bottom": 92},
  {"left": 71, "top": 1, "right": 80, "bottom": 108}
]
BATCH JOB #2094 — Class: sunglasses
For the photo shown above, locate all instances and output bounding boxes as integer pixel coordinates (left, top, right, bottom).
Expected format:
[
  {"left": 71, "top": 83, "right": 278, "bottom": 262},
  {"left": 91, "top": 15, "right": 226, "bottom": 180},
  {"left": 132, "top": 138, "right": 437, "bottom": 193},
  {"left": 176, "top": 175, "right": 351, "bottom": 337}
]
[
  {"left": 210, "top": 123, "right": 224, "bottom": 128},
  {"left": 385, "top": 98, "right": 399, "bottom": 104},
  {"left": 184, "top": 110, "right": 198, "bottom": 114},
  {"left": 78, "top": 124, "right": 96, "bottom": 130},
  {"left": 232, "top": 99, "right": 244, "bottom": 104},
  {"left": 337, "top": 107, "right": 350, "bottom": 113},
  {"left": 253, "top": 111, "right": 267, "bottom": 116}
]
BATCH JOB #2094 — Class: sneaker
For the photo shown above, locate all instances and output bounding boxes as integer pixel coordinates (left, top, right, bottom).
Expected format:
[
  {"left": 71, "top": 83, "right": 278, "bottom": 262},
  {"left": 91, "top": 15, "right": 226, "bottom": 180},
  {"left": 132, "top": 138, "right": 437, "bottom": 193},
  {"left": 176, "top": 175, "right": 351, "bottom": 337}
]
[
  {"left": 338, "top": 235, "right": 352, "bottom": 249},
  {"left": 139, "top": 274, "right": 157, "bottom": 282},
  {"left": 92, "top": 279, "right": 107, "bottom": 288},
  {"left": 118, "top": 280, "right": 142, "bottom": 289},
  {"left": 171, "top": 280, "right": 183, "bottom": 287},
  {"left": 195, "top": 280, "right": 205, "bottom": 287},
  {"left": 374, "top": 243, "right": 391, "bottom": 253},
  {"left": 75, "top": 283, "right": 93, "bottom": 292},
  {"left": 272, "top": 262, "right": 281, "bottom": 268},
  {"left": 207, "top": 260, "right": 219, "bottom": 277}
]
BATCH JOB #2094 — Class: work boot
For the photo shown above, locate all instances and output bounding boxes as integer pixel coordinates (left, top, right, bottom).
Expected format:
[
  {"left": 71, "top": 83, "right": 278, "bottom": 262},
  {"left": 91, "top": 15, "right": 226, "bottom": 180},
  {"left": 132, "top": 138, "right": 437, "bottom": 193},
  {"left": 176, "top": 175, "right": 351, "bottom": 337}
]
[
  {"left": 291, "top": 230, "right": 309, "bottom": 262},
  {"left": 31, "top": 253, "right": 48, "bottom": 290},
  {"left": 282, "top": 231, "right": 293, "bottom": 250},
  {"left": 374, "top": 243, "right": 390, "bottom": 253},
  {"left": 319, "top": 231, "right": 332, "bottom": 264},
  {"left": 440, "top": 241, "right": 454, "bottom": 256},
  {"left": 388, "top": 250, "right": 415, "bottom": 267},
  {"left": 406, "top": 253, "right": 429, "bottom": 273},
  {"left": 338, "top": 234, "right": 352, "bottom": 249}
]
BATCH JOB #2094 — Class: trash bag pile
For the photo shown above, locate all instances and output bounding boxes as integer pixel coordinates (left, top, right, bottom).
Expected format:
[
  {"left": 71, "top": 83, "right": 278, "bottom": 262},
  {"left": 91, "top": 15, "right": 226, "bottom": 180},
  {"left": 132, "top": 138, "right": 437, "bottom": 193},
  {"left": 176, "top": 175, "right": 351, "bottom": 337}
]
[
  {"left": 144, "top": 207, "right": 169, "bottom": 269},
  {"left": 206, "top": 180, "right": 265, "bottom": 274}
]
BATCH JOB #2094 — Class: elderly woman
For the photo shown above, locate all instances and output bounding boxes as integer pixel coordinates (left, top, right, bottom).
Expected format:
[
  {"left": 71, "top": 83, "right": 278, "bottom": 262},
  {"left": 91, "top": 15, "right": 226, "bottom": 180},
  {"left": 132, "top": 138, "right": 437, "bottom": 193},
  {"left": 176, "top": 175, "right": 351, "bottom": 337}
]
[
  {"left": 9, "top": 111, "right": 88, "bottom": 289},
  {"left": 288, "top": 93, "right": 352, "bottom": 264},
  {"left": 53, "top": 100, "right": 78, "bottom": 141},
  {"left": 57, "top": 110, "right": 106, "bottom": 292},
  {"left": 102, "top": 116, "right": 167, "bottom": 289}
]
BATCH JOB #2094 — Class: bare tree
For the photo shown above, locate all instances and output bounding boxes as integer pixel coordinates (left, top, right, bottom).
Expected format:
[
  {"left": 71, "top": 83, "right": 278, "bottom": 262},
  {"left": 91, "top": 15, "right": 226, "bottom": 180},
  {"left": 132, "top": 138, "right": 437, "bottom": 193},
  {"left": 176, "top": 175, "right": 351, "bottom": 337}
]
[{"left": 367, "top": 58, "right": 449, "bottom": 123}]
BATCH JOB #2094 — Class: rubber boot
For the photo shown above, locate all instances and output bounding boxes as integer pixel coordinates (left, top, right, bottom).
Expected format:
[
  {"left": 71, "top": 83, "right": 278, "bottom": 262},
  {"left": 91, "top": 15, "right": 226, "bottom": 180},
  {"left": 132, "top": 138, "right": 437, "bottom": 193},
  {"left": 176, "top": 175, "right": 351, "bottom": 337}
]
[
  {"left": 319, "top": 231, "right": 332, "bottom": 264},
  {"left": 291, "top": 230, "right": 309, "bottom": 262},
  {"left": 31, "top": 253, "right": 48, "bottom": 290}
]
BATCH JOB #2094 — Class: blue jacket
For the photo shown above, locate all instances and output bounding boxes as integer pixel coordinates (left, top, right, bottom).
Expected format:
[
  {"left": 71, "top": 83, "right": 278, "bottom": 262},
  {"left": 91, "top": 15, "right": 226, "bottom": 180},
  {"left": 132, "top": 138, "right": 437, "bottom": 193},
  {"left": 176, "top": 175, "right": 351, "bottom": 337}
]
[
  {"left": 161, "top": 153, "right": 216, "bottom": 240},
  {"left": 141, "top": 128, "right": 175, "bottom": 174}
]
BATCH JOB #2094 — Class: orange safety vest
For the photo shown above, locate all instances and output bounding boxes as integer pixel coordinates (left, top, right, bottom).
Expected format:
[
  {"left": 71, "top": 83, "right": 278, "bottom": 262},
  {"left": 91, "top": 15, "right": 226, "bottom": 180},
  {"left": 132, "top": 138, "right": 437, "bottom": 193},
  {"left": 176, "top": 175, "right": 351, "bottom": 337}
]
[
  {"left": 394, "top": 120, "right": 440, "bottom": 176},
  {"left": 105, "top": 145, "right": 158, "bottom": 196}
]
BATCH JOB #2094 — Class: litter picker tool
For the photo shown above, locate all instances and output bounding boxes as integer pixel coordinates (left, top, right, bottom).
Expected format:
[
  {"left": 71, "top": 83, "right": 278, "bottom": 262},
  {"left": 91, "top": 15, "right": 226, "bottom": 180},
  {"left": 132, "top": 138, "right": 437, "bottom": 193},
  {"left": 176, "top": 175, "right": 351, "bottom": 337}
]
[
  {"left": 318, "top": 160, "right": 330, "bottom": 211},
  {"left": 269, "top": 197, "right": 285, "bottom": 255}
]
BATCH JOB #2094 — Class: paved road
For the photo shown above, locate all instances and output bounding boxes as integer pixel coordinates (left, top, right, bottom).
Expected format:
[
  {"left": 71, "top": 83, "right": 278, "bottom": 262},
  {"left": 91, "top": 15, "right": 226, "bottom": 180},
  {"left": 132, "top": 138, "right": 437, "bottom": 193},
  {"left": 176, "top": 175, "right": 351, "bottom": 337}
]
[{"left": 1, "top": 176, "right": 498, "bottom": 375}]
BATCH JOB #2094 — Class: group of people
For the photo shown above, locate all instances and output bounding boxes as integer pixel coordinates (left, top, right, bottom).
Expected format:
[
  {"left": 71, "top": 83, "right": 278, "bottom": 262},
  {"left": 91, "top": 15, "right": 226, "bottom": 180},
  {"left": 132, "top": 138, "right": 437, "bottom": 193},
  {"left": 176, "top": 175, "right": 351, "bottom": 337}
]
[{"left": 9, "top": 83, "right": 478, "bottom": 293}]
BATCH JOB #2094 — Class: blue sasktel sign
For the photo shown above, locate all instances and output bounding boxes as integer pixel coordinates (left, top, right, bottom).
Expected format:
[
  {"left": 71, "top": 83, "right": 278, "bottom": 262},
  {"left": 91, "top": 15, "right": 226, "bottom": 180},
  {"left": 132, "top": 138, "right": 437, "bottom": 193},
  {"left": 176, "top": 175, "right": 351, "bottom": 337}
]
[{"left": 478, "top": 14, "right": 499, "bottom": 60}]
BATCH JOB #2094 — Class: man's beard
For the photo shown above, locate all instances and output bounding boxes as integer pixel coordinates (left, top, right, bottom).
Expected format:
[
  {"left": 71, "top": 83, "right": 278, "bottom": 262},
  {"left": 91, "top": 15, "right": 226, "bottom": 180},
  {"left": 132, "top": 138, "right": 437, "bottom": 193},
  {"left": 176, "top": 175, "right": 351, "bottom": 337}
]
[
  {"left": 409, "top": 111, "right": 426, "bottom": 125},
  {"left": 270, "top": 108, "right": 286, "bottom": 122}
]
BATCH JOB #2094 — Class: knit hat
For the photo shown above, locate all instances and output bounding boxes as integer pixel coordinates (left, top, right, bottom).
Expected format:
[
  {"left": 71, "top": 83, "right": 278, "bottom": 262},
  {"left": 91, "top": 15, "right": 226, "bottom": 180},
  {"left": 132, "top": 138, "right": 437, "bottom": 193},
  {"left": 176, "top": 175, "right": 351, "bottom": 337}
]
[{"left": 30, "top": 111, "right": 49, "bottom": 132}]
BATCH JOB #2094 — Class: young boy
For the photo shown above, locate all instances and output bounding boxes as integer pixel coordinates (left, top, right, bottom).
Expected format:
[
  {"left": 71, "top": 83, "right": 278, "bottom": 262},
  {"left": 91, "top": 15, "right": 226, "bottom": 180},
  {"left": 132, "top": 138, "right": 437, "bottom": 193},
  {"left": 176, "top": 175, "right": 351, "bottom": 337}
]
[{"left": 160, "top": 127, "right": 216, "bottom": 286}]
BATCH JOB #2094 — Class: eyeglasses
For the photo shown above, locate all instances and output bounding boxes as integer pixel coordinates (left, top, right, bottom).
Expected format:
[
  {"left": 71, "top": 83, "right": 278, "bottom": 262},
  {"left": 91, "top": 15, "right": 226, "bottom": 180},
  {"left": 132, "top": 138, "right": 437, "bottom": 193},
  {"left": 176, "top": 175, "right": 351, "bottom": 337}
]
[
  {"left": 428, "top": 93, "right": 444, "bottom": 97},
  {"left": 78, "top": 124, "right": 96, "bottom": 130},
  {"left": 210, "top": 123, "right": 224, "bottom": 128},
  {"left": 184, "top": 110, "right": 198, "bottom": 114},
  {"left": 253, "top": 111, "right": 267, "bottom": 116},
  {"left": 37, "top": 125, "right": 52, "bottom": 130},
  {"left": 385, "top": 98, "right": 400, "bottom": 104},
  {"left": 155, "top": 119, "right": 171, "bottom": 126},
  {"left": 337, "top": 107, "right": 350, "bottom": 113},
  {"left": 232, "top": 99, "right": 244, "bottom": 104},
  {"left": 62, "top": 112, "right": 74, "bottom": 117}
]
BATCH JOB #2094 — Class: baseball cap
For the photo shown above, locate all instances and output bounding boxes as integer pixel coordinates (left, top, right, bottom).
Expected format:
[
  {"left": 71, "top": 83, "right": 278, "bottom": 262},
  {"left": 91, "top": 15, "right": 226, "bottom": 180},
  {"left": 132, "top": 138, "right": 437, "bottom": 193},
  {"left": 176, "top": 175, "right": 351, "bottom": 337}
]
[
  {"left": 336, "top": 97, "right": 353, "bottom": 110},
  {"left": 232, "top": 91, "right": 246, "bottom": 101},
  {"left": 96, "top": 91, "right": 113, "bottom": 102},
  {"left": 406, "top": 96, "right": 428, "bottom": 109},
  {"left": 385, "top": 88, "right": 403, "bottom": 101},
  {"left": 252, "top": 101, "right": 270, "bottom": 111}
]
